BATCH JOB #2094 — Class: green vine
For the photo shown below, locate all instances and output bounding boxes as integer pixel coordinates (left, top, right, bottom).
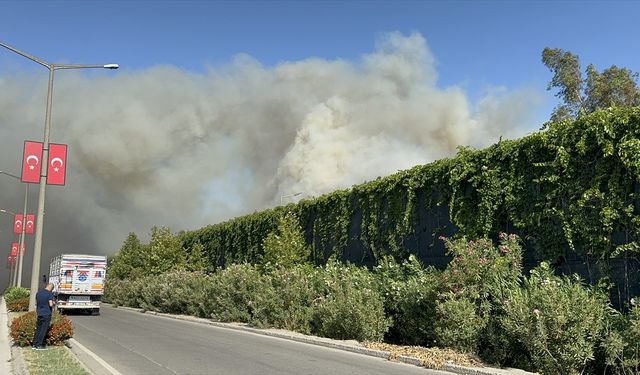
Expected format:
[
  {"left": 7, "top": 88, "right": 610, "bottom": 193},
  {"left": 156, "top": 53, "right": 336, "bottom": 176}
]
[{"left": 180, "top": 108, "right": 640, "bottom": 271}]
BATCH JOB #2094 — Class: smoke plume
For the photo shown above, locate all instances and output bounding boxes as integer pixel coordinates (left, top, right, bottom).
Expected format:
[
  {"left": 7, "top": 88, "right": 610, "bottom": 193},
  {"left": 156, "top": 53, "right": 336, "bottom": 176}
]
[{"left": 0, "top": 32, "right": 542, "bottom": 285}]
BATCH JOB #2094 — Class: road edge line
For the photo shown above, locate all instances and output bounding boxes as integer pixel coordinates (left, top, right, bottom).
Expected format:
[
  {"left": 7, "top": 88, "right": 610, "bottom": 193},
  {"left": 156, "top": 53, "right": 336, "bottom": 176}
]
[{"left": 68, "top": 338, "right": 123, "bottom": 375}]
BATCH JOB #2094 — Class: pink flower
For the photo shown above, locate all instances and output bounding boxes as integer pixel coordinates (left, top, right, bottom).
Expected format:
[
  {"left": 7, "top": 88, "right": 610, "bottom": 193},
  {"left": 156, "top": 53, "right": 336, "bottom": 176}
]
[
  {"left": 479, "top": 258, "right": 487, "bottom": 265},
  {"left": 533, "top": 308, "right": 540, "bottom": 316},
  {"left": 499, "top": 245, "right": 508, "bottom": 254}
]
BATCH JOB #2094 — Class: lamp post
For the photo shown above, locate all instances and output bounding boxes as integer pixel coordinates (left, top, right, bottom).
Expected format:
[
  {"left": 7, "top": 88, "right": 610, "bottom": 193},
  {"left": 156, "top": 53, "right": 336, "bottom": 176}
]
[
  {"left": 0, "top": 208, "right": 18, "bottom": 287},
  {"left": 280, "top": 192, "right": 302, "bottom": 205},
  {"left": 0, "top": 170, "right": 28, "bottom": 287},
  {"left": 0, "top": 41, "right": 118, "bottom": 311}
]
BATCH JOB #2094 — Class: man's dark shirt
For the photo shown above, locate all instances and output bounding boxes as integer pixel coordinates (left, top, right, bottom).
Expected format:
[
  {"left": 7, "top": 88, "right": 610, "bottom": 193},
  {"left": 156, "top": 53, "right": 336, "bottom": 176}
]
[{"left": 35, "top": 289, "right": 54, "bottom": 317}]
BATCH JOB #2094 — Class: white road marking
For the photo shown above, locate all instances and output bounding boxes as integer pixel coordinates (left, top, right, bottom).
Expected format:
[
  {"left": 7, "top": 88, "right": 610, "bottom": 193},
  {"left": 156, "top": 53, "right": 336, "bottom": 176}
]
[{"left": 69, "top": 338, "right": 123, "bottom": 375}]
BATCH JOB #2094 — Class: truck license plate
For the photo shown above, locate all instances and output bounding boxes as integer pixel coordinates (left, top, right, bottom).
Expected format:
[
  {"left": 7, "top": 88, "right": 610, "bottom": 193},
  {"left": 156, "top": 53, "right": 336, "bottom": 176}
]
[{"left": 69, "top": 296, "right": 90, "bottom": 302}]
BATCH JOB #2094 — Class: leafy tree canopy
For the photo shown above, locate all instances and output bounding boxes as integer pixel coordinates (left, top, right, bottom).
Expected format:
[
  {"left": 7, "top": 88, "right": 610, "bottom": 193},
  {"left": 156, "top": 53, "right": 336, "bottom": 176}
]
[{"left": 543, "top": 47, "right": 640, "bottom": 122}]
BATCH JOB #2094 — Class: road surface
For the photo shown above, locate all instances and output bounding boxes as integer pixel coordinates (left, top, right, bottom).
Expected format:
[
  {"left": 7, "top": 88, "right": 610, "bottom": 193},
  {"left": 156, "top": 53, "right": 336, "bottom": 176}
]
[{"left": 68, "top": 305, "right": 447, "bottom": 375}]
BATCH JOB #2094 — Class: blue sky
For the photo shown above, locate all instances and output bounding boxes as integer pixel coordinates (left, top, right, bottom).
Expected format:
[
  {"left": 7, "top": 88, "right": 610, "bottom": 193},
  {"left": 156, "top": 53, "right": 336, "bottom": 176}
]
[{"left": 2, "top": 0, "right": 639, "bottom": 126}]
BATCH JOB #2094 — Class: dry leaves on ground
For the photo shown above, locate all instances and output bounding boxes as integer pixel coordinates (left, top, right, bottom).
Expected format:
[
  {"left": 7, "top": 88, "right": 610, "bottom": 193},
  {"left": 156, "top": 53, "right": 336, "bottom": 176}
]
[{"left": 363, "top": 341, "right": 484, "bottom": 369}]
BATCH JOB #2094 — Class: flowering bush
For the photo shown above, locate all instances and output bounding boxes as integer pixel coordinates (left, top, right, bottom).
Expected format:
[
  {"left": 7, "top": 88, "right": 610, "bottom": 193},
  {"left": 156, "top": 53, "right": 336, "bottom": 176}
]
[
  {"left": 7, "top": 297, "right": 29, "bottom": 312},
  {"left": 374, "top": 255, "right": 440, "bottom": 345},
  {"left": 10, "top": 312, "right": 73, "bottom": 347},
  {"left": 435, "top": 234, "right": 523, "bottom": 358},
  {"left": 440, "top": 233, "right": 523, "bottom": 307},
  {"left": 501, "top": 262, "right": 608, "bottom": 374},
  {"left": 312, "top": 260, "right": 390, "bottom": 342}
]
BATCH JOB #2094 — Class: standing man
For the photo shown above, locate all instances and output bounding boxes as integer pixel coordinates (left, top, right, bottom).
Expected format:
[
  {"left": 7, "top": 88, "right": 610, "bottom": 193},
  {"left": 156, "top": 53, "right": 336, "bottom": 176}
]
[{"left": 32, "top": 282, "right": 55, "bottom": 350}]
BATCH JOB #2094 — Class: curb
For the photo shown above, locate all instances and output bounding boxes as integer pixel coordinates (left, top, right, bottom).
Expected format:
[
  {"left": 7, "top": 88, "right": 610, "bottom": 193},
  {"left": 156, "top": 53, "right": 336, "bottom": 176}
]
[
  {"left": 2, "top": 297, "right": 28, "bottom": 375},
  {"left": 106, "top": 304, "right": 535, "bottom": 375}
]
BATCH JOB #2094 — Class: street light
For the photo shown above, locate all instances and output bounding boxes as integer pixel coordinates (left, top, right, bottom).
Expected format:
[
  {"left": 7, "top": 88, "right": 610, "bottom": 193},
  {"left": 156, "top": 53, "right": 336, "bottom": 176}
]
[
  {"left": 280, "top": 192, "right": 302, "bottom": 205},
  {"left": 0, "top": 41, "right": 118, "bottom": 311},
  {"left": 0, "top": 170, "right": 29, "bottom": 287}
]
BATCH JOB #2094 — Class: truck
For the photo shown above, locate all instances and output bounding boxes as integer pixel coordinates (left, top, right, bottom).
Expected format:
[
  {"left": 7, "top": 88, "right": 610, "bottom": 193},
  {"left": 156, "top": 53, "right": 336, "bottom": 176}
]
[{"left": 48, "top": 254, "right": 107, "bottom": 315}]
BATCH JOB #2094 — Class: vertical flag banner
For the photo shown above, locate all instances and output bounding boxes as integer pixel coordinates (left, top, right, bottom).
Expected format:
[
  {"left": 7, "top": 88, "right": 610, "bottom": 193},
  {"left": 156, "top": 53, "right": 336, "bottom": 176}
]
[
  {"left": 13, "top": 214, "right": 23, "bottom": 234},
  {"left": 47, "top": 143, "right": 68, "bottom": 186},
  {"left": 25, "top": 214, "right": 35, "bottom": 234},
  {"left": 11, "top": 243, "right": 18, "bottom": 257},
  {"left": 7, "top": 256, "right": 15, "bottom": 267},
  {"left": 21, "top": 141, "right": 44, "bottom": 183}
]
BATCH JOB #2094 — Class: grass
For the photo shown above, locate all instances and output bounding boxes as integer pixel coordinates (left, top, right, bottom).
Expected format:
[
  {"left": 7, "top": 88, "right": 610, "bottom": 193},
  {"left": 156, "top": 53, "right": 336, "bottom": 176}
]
[
  {"left": 21, "top": 346, "right": 89, "bottom": 375},
  {"left": 9, "top": 312, "right": 89, "bottom": 375}
]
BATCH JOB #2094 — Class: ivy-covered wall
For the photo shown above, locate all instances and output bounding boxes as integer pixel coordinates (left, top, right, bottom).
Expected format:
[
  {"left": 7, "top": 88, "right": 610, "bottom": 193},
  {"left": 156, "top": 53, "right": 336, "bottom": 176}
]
[{"left": 182, "top": 108, "right": 640, "bottom": 305}]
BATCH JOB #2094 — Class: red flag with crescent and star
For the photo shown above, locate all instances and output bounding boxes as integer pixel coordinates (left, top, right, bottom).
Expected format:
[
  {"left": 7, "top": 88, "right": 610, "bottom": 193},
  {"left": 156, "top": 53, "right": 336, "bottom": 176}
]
[
  {"left": 13, "top": 214, "right": 23, "bottom": 234},
  {"left": 47, "top": 143, "right": 68, "bottom": 186},
  {"left": 10, "top": 243, "right": 18, "bottom": 257},
  {"left": 21, "top": 141, "right": 43, "bottom": 183},
  {"left": 47, "top": 143, "right": 67, "bottom": 185},
  {"left": 25, "top": 214, "right": 35, "bottom": 234},
  {"left": 7, "top": 255, "right": 16, "bottom": 267}
]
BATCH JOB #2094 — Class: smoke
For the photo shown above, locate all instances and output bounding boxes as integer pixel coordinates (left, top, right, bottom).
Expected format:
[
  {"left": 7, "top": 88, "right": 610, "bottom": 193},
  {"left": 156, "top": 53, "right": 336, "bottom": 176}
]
[{"left": 0, "top": 32, "right": 542, "bottom": 285}]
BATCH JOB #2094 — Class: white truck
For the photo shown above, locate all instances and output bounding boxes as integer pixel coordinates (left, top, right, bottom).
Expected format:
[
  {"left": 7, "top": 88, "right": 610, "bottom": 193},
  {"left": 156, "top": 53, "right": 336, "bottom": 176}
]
[{"left": 48, "top": 254, "right": 107, "bottom": 315}]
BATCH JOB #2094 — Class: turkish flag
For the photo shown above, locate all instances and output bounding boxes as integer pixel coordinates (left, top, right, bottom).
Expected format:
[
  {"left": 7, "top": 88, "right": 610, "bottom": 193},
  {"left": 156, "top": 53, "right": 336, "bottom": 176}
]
[
  {"left": 21, "top": 141, "right": 44, "bottom": 183},
  {"left": 7, "top": 256, "right": 15, "bottom": 267},
  {"left": 13, "top": 214, "right": 23, "bottom": 234},
  {"left": 47, "top": 143, "right": 68, "bottom": 186},
  {"left": 25, "top": 214, "right": 35, "bottom": 234},
  {"left": 10, "top": 243, "right": 18, "bottom": 257}
]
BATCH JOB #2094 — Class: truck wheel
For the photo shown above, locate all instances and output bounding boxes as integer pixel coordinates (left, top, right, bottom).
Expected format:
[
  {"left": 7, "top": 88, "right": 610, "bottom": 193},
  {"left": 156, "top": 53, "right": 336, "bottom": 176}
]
[{"left": 91, "top": 308, "right": 100, "bottom": 316}]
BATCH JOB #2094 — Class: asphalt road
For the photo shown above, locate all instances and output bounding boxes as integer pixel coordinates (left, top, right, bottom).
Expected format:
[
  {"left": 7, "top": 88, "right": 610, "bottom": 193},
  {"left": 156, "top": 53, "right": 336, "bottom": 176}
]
[{"left": 68, "top": 305, "right": 446, "bottom": 375}]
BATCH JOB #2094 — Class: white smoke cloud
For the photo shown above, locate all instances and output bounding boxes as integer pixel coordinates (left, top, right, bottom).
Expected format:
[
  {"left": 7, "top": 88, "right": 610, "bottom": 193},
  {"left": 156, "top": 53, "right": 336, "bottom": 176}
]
[{"left": 0, "top": 32, "right": 542, "bottom": 285}]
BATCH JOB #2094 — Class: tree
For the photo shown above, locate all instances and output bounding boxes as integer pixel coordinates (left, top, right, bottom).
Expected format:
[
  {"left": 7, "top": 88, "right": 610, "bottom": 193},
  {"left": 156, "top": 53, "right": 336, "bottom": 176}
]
[
  {"left": 262, "top": 211, "right": 311, "bottom": 269},
  {"left": 542, "top": 47, "right": 640, "bottom": 121},
  {"left": 145, "top": 226, "right": 186, "bottom": 276},
  {"left": 542, "top": 48, "right": 584, "bottom": 121},
  {"left": 108, "top": 233, "right": 146, "bottom": 280},
  {"left": 185, "top": 242, "right": 209, "bottom": 273}
]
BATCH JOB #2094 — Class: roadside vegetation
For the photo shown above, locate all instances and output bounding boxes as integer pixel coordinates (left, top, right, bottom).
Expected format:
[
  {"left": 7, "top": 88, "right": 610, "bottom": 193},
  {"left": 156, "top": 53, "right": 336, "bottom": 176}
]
[
  {"left": 21, "top": 345, "right": 89, "bottom": 375},
  {"left": 106, "top": 219, "right": 640, "bottom": 375},
  {"left": 3, "top": 295, "right": 83, "bottom": 375},
  {"left": 106, "top": 51, "right": 640, "bottom": 374},
  {"left": 4, "top": 286, "right": 30, "bottom": 312}
]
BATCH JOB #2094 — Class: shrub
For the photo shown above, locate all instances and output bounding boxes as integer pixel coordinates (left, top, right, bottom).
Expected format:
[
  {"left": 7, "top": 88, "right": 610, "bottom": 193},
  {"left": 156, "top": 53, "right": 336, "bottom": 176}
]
[
  {"left": 7, "top": 297, "right": 29, "bottom": 312},
  {"left": 440, "top": 234, "right": 523, "bottom": 312},
  {"left": 600, "top": 300, "right": 640, "bottom": 375},
  {"left": 434, "top": 294, "right": 486, "bottom": 353},
  {"left": 103, "top": 277, "right": 145, "bottom": 308},
  {"left": 374, "top": 255, "right": 440, "bottom": 346},
  {"left": 4, "top": 287, "right": 30, "bottom": 304},
  {"left": 250, "top": 264, "right": 317, "bottom": 333},
  {"left": 501, "top": 262, "right": 608, "bottom": 375},
  {"left": 312, "top": 260, "right": 390, "bottom": 342},
  {"left": 201, "top": 263, "right": 268, "bottom": 322},
  {"left": 139, "top": 269, "right": 210, "bottom": 316},
  {"left": 10, "top": 312, "right": 73, "bottom": 347},
  {"left": 434, "top": 234, "right": 523, "bottom": 357}
]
